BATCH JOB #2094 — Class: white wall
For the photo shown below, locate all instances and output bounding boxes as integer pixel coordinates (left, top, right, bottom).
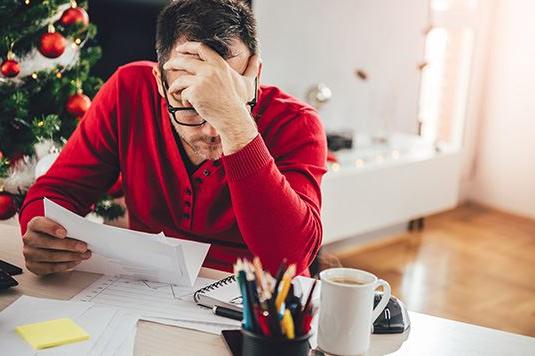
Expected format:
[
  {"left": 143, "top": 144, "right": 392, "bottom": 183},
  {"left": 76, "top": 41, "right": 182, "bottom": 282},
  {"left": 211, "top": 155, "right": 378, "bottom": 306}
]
[
  {"left": 467, "top": 0, "right": 535, "bottom": 219},
  {"left": 254, "top": 0, "right": 428, "bottom": 135}
]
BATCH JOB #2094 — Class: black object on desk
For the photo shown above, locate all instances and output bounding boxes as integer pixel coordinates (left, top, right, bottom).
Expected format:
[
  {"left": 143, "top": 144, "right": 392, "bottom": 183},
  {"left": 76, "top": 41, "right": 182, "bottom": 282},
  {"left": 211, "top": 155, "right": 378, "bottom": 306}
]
[
  {"left": 222, "top": 329, "right": 242, "bottom": 356},
  {"left": 372, "top": 293, "right": 411, "bottom": 334},
  {"left": 0, "top": 270, "right": 18, "bottom": 290},
  {"left": 0, "top": 259, "right": 21, "bottom": 290},
  {"left": 0, "top": 259, "right": 23, "bottom": 276},
  {"left": 213, "top": 306, "right": 243, "bottom": 321}
]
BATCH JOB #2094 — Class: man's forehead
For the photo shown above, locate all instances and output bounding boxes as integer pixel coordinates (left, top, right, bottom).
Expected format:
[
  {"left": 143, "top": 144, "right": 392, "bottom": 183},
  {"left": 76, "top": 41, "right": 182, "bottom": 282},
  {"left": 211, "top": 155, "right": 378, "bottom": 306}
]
[{"left": 169, "top": 38, "right": 250, "bottom": 69}]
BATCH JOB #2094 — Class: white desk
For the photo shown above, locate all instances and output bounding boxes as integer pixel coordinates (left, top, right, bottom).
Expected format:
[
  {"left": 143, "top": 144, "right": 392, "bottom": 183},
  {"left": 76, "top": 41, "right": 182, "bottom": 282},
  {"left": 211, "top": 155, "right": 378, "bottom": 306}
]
[{"left": 1, "top": 223, "right": 534, "bottom": 355}]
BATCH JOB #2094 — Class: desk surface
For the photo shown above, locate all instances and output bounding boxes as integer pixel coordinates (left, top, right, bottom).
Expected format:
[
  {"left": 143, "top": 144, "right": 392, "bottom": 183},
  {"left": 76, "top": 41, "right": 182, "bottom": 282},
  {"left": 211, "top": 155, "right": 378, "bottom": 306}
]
[{"left": 1, "top": 223, "right": 534, "bottom": 356}]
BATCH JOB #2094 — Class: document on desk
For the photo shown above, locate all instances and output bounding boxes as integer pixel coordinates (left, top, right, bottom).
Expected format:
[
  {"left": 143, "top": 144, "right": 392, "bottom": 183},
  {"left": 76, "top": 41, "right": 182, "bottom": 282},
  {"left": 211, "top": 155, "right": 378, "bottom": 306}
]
[
  {"left": 44, "top": 198, "right": 210, "bottom": 286},
  {"left": 72, "top": 275, "right": 241, "bottom": 332},
  {"left": 0, "top": 295, "right": 138, "bottom": 356}
]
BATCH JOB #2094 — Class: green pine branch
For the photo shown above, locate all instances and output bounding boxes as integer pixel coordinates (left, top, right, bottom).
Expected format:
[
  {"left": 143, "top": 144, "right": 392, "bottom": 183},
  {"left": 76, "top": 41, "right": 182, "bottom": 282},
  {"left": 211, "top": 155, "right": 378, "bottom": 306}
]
[
  {"left": 0, "top": 0, "right": 124, "bottom": 220},
  {"left": 95, "top": 197, "right": 126, "bottom": 221},
  {"left": 0, "top": 157, "right": 10, "bottom": 178}
]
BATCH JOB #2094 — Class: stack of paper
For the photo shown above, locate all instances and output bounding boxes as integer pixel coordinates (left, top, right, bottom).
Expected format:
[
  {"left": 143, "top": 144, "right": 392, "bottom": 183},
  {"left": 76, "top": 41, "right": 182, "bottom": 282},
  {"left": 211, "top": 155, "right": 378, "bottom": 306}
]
[
  {"left": 0, "top": 296, "right": 139, "bottom": 356},
  {"left": 72, "top": 275, "right": 241, "bottom": 334},
  {"left": 44, "top": 198, "right": 210, "bottom": 286}
]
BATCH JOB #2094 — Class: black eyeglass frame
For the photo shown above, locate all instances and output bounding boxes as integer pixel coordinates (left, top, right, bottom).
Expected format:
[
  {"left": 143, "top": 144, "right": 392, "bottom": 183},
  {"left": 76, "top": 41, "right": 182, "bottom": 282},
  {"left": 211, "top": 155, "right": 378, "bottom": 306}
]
[{"left": 161, "top": 72, "right": 258, "bottom": 127}]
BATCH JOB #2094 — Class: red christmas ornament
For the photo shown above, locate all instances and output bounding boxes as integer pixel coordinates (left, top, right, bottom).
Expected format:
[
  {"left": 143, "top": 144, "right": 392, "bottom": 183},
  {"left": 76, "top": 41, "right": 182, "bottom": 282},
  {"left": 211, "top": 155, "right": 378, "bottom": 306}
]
[
  {"left": 66, "top": 91, "right": 92, "bottom": 118},
  {"left": 0, "top": 193, "right": 17, "bottom": 220},
  {"left": 1, "top": 59, "right": 20, "bottom": 78},
  {"left": 39, "top": 30, "right": 66, "bottom": 58},
  {"left": 60, "top": 6, "right": 89, "bottom": 27},
  {"left": 1, "top": 51, "right": 20, "bottom": 78}
]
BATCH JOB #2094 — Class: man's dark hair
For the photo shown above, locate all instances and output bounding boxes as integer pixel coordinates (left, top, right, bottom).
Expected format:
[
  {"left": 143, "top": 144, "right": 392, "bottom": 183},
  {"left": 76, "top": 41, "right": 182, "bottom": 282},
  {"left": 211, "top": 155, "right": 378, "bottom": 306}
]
[{"left": 156, "top": 0, "right": 257, "bottom": 71}]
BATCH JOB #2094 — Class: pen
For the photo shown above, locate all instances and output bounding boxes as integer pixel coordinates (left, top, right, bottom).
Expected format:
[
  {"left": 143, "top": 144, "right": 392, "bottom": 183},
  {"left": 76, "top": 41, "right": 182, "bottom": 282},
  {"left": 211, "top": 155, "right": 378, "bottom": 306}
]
[
  {"left": 243, "top": 266, "right": 259, "bottom": 333},
  {"left": 272, "top": 259, "right": 288, "bottom": 303},
  {"left": 236, "top": 261, "right": 253, "bottom": 330},
  {"left": 296, "top": 278, "right": 317, "bottom": 334},
  {"left": 213, "top": 306, "right": 243, "bottom": 321},
  {"left": 301, "top": 306, "right": 314, "bottom": 334},
  {"left": 255, "top": 306, "right": 271, "bottom": 336}
]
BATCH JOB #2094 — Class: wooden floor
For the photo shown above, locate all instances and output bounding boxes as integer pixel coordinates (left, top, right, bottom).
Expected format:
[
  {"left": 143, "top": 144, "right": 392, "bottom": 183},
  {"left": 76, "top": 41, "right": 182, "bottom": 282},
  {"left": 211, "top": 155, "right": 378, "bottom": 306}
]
[{"left": 332, "top": 203, "right": 535, "bottom": 337}]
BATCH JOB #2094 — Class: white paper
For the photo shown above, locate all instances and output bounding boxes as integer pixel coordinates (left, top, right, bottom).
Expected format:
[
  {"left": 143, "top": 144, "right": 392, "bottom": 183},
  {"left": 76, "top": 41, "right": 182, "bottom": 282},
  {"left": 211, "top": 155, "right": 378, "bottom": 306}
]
[
  {"left": 114, "top": 327, "right": 137, "bottom": 356},
  {"left": 86, "top": 310, "right": 139, "bottom": 356},
  {"left": 44, "top": 198, "right": 210, "bottom": 286},
  {"left": 0, "top": 296, "right": 138, "bottom": 356},
  {"left": 142, "top": 316, "right": 240, "bottom": 335},
  {"left": 37, "top": 306, "right": 118, "bottom": 356},
  {"left": 0, "top": 296, "right": 95, "bottom": 356},
  {"left": 72, "top": 275, "right": 241, "bottom": 328}
]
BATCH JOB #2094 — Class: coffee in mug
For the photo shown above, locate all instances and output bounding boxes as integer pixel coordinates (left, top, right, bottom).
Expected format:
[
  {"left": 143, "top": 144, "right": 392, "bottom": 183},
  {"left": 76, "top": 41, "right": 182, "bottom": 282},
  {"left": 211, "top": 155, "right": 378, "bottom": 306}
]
[{"left": 329, "top": 277, "right": 365, "bottom": 285}]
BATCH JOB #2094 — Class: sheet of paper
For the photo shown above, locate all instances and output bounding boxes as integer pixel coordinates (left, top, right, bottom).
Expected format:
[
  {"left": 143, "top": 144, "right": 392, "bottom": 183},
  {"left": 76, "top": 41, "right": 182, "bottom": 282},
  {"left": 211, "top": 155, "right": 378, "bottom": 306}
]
[
  {"left": 44, "top": 198, "right": 210, "bottom": 286},
  {"left": 0, "top": 295, "right": 139, "bottom": 356},
  {"left": 86, "top": 310, "right": 138, "bottom": 356},
  {"left": 38, "top": 306, "right": 118, "bottom": 356},
  {"left": 0, "top": 296, "right": 93, "bottom": 356},
  {"left": 142, "top": 317, "right": 239, "bottom": 335},
  {"left": 0, "top": 296, "right": 134, "bottom": 356},
  {"left": 114, "top": 327, "right": 137, "bottom": 356},
  {"left": 72, "top": 275, "right": 241, "bottom": 328}
]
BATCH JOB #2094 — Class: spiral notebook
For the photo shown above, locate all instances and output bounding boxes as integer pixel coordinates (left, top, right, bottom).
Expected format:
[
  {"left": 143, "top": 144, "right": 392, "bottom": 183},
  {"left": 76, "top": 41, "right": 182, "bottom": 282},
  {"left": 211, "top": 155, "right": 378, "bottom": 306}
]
[{"left": 193, "top": 275, "right": 243, "bottom": 312}]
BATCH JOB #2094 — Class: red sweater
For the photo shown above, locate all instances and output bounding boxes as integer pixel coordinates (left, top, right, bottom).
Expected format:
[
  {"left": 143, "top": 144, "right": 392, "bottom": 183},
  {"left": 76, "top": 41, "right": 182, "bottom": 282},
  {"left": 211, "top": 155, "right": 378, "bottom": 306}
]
[{"left": 19, "top": 61, "right": 327, "bottom": 275}]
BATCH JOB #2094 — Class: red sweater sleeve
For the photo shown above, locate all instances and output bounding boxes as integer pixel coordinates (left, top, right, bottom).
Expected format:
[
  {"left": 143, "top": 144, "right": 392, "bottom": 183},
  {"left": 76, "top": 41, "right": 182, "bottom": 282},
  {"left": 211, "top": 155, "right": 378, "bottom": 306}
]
[
  {"left": 221, "top": 110, "right": 327, "bottom": 275},
  {"left": 19, "top": 72, "right": 120, "bottom": 235}
]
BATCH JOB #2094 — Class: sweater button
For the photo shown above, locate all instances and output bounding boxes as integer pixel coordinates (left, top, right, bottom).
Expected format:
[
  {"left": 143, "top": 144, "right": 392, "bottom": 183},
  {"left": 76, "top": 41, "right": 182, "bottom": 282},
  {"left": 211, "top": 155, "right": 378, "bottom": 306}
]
[
  {"left": 213, "top": 160, "right": 221, "bottom": 167},
  {"left": 184, "top": 201, "right": 191, "bottom": 208},
  {"left": 183, "top": 213, "right": 190, "bottom": 219},
  {"left": 202, "top": 169, "right": 210, "bottom": 176},
  {"left": 185, "top": 188, "right": 192, "bottom": 195},
  {"left": 194, "top": 177, "right": 202, "bottom": 184}
]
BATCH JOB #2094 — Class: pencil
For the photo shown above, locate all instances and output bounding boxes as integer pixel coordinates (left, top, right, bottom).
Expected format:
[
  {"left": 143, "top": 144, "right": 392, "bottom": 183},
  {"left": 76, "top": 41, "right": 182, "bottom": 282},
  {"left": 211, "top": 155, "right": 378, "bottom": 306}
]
[{"left": 275, "top": 264, "right": 296, "bottom": 311}]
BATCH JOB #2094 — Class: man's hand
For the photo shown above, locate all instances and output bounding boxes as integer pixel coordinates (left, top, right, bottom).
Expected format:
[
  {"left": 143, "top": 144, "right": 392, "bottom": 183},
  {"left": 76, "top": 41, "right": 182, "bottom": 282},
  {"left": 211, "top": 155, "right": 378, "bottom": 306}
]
[
  {"left": 22, "top": 216, "right": 91, "bottom": 276},
  {"left": 163, "top": 42, "right": 260, "bottom": 154}
]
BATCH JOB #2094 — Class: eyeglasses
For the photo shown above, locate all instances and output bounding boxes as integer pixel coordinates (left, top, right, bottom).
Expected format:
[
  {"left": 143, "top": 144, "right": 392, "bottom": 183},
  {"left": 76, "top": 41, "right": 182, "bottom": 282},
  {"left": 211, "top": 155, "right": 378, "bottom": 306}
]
[{"left": 161, "top": 72, "right": 258, "bottom": 127}]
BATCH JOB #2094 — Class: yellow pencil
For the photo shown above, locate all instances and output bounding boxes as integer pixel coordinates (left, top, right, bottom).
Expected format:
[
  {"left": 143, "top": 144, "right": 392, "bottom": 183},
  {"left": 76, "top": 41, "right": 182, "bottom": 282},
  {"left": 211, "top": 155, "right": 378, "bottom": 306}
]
[
  {"left": 282, "top": 309, "right": 295, "bottom": 339},
  {"left": 275, "top": 264, "right": 295, "bottom": 311}
]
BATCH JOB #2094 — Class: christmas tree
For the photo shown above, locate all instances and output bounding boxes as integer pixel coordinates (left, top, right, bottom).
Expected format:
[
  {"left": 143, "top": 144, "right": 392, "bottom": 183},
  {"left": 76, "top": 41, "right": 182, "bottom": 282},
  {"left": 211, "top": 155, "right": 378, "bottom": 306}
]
[{"left": 0, "top": 0, "right": 123, "bottom": 221}]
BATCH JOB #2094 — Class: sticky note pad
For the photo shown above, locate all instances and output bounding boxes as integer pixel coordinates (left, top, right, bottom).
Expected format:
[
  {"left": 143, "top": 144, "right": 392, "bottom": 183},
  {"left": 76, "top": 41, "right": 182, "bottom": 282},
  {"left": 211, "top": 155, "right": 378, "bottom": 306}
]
[{"left": 16, "top": 318, "right": 90, "bottom": 350}]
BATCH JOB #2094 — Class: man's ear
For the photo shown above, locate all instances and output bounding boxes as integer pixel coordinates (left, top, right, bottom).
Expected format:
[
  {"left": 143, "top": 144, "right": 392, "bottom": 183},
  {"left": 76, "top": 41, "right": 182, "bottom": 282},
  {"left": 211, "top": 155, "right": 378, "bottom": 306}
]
[{"left": 152, "top": 65, "right": 165, "bottom": 98}]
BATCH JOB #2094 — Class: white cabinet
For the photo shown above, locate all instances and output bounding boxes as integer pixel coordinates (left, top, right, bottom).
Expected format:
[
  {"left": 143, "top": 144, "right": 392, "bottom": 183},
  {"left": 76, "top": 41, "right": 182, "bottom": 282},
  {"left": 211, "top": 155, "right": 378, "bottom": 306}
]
[{"left": 321, "top": 134, "right": 461, "bottom": 243}]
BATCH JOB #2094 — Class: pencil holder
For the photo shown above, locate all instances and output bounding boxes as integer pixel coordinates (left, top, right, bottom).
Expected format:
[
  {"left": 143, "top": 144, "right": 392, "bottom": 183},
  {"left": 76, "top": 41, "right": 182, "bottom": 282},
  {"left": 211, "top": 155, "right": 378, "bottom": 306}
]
[{"left": 241, "top": 329, "right": 311, "bottom": 356}]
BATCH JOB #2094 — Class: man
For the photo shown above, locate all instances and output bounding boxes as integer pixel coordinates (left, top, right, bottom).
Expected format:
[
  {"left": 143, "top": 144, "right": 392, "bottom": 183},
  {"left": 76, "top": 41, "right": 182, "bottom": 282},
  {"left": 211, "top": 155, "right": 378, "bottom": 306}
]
[{"left": 19, "top": 0, "right": 327, "bottom": 276}]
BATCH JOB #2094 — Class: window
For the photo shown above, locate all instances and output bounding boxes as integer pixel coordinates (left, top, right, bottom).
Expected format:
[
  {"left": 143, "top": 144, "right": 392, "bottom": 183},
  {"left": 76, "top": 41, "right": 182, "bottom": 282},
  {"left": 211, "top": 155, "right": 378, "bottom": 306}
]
[{"left": 418, "top": 0, "right": 479, "bottom": 147}]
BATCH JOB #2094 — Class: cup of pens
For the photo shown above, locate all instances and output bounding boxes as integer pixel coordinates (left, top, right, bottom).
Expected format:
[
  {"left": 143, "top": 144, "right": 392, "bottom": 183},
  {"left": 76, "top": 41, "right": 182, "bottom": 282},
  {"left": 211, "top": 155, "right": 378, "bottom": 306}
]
[{"left": 234, "top": 258, "right": 317, "bottom": 356}]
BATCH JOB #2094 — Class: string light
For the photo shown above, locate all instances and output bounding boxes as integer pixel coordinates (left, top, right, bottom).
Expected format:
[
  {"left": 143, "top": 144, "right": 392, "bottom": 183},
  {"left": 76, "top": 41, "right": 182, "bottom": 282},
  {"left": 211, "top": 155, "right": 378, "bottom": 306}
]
[
  {"left": 24, "top": 0, "right": 30, "bottom": 5},
  {"left": 31, "top": 72, "right": 38, "bottom": 79},
  {"left": 74, "top": 38, "right": 81, "bottom": 45},
  {"left": 331, "top": 163, "right": 340, "bottom": 172},
  {"left": 56, "top": 71, "right": 62, "bottom": 78}
]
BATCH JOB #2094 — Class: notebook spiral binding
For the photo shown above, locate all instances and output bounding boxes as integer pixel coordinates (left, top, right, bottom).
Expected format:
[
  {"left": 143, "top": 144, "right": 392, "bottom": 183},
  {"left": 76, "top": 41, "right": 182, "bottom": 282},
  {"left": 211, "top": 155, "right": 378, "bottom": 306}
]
[{"left": 193, "top": 275, "right": 236, "bottom": 303}]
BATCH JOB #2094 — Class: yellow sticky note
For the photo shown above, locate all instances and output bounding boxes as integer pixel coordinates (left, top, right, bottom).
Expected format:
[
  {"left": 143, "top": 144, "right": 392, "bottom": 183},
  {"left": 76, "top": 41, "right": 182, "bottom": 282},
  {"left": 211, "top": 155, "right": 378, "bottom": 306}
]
[{"left": 16, "top": 318, "right": 90, "bottom": 350}]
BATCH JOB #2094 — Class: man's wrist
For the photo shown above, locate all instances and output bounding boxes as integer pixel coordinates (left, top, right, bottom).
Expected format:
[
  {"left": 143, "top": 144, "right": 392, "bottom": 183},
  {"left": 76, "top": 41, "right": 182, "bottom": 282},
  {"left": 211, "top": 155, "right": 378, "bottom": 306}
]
[{"left": 219, "top": 107, "right": 258, "bottom": 155}]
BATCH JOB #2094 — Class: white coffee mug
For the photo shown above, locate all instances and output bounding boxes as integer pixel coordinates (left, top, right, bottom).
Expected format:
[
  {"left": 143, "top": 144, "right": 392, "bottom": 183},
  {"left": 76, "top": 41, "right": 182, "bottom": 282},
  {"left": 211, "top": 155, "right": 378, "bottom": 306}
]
[{"left": 318, "top": 268, "right": 391, "bottom": 355}]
